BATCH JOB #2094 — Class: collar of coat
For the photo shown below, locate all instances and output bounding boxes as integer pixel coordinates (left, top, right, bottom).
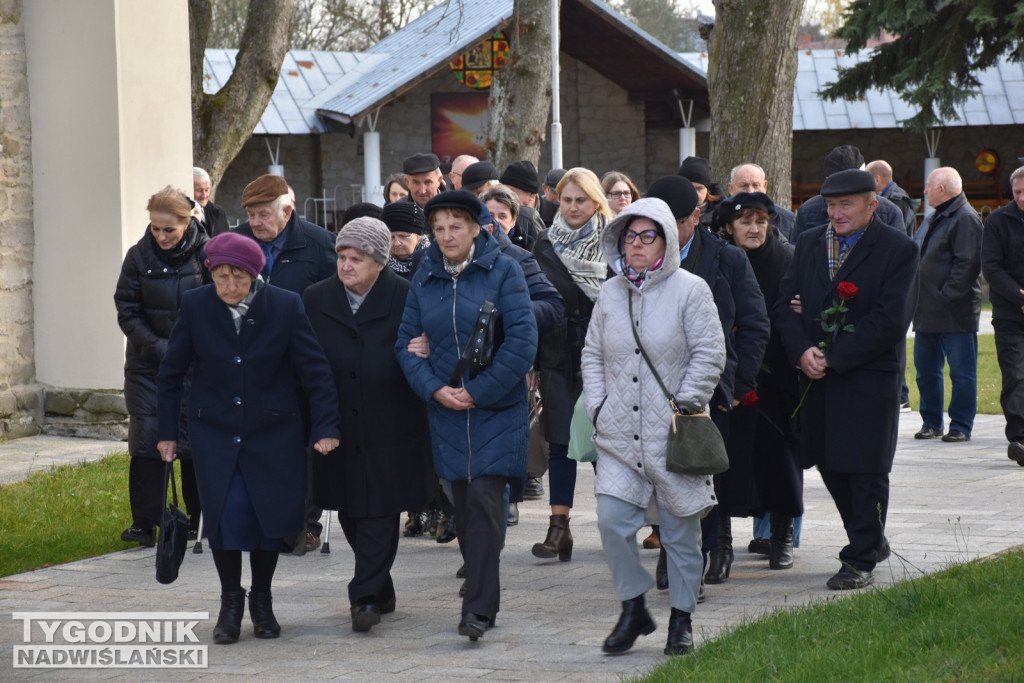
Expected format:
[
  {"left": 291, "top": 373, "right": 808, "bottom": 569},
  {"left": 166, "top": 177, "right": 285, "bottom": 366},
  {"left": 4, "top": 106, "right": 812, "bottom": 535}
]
[{"left": 421, "top": 228, "right": 502, "bottom": 281}]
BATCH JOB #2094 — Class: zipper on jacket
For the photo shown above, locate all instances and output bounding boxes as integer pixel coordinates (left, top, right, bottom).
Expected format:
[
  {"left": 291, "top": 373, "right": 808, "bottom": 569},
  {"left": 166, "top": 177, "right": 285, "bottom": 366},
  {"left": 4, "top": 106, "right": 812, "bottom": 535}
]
[{"left": 450, "top": 277, "right": 473, "bottom": 484}]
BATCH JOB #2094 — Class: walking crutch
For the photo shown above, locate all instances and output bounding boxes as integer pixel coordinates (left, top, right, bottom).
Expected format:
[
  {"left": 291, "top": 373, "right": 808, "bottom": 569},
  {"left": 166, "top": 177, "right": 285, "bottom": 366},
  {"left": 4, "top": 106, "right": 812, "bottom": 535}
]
[
  {"left": 192, "top": 512, "right": 204, "bottom": 554},
  {"left": 320, "top": 510, "right": 332, "bottom": 554}
]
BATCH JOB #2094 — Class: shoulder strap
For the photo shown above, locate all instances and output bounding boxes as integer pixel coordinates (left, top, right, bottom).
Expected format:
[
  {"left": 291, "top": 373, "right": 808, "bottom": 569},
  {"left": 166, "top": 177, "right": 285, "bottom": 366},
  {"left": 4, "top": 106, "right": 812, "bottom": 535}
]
[{"left": 628, "top": 293, "right": 680, "bottom": 414}]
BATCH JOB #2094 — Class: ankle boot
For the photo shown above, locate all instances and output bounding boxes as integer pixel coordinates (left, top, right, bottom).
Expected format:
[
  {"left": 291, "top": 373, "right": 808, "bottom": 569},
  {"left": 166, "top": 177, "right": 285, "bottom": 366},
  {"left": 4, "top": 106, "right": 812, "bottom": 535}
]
[
  {"left": 601, "top": 594, "right": 656, "bottom": 654},
  {"left": 213, "top": 590, "right": 246, "bottom": 644},
  {"left": 655, "top": 546, "right": 668, "bottom": 590},
  {"left": 531, "top": 514, "right": 573, "bottom": 561},
  {"left": 248, "top": 590, "right": 281, "bottom": 639},
  {"left": 769, "top": 514, "right": 794, "bottom": 570},
  {"left": 664, "top": 608, "right": 694, "bottom": 655},
  {"left": 705, "top": 515, "right": 732, "bottom": 584}
]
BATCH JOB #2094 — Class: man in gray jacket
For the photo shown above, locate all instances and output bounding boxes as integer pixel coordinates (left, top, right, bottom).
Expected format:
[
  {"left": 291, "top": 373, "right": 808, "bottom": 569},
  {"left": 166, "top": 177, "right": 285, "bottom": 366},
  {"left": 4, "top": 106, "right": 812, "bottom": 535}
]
[{"left": 912, "top": 167, "right": 983, "bottom": 443}]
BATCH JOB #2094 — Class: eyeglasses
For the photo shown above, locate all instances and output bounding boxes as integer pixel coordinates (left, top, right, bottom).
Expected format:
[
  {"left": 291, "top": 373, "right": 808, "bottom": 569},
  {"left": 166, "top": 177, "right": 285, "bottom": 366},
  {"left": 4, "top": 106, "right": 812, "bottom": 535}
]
[
  {"left": 607, "top": 190, "right": 632, "bottom": 199},
  {"left": 450, "top": 171, "right": 462, "bottom": 178},
  {"left": 623, "top": 229, "right": 659, "bottom": 244}
]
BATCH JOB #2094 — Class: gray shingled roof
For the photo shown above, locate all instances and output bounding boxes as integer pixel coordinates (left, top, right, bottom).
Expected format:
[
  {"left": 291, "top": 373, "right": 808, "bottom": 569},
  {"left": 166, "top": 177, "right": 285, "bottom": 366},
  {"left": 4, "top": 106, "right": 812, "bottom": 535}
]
[{"left": 679, "top": 48, "right": 1024, "bottom": 130}]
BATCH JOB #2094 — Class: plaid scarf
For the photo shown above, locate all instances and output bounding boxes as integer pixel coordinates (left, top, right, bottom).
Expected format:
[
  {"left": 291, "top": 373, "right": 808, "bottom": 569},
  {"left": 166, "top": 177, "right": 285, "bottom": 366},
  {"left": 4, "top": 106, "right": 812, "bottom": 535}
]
[
  {"left": 226, "top": 277, "right": 265, "bottom": 333},
  {"left": 548, "top": 211, "right": 608, "bottom": 301},
  {"left": 825, "top": 225, "right": 862, "bottom": 280}
]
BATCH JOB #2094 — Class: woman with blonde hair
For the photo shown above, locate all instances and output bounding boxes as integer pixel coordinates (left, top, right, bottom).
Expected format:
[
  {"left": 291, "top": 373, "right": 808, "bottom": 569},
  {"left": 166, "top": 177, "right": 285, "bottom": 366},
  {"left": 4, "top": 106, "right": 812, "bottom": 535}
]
[{"left": 531, "top": 167, "right": 612, "bottom": 562}]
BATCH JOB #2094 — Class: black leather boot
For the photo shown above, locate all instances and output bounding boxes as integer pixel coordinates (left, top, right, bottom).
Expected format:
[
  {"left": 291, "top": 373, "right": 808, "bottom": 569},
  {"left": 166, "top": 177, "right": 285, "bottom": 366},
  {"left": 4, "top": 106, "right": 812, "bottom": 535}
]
[
  {"left": 664, "top": 608, "right": 694, "bottom": 655},
  {"left": 705, "top": 515, "right": 733, "bottom": 584},
  {"left": 602, "top": 594, "right": 656, "bottom": 654},
  {"left": 655, "top": 546, "right": 668, "bottom": 590},
  {"left": 769, "top": 514, "right": 795, "bottom": 570},
  {"left": 531, "top": 514, "right": 573, "bottom": 561},
  {"left": 213, "top": 590, "right": 246, "bottom": 644},
  {"left": 248, "top": 590, "right": 281, "bottom": 639}
]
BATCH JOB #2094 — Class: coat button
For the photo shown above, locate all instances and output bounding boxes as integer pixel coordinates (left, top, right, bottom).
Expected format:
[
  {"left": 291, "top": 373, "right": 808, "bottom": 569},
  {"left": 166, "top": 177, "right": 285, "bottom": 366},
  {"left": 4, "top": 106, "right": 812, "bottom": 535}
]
[
  {"left": 633, "top": 435, "right": 639, "bottom": 441},
  {"left": 636, "top": 463, "right": 642, "bottom": 468},
  {"left": 233, "top": 397, "right": 242, "bottom": 405},
  {"left": 706, "top": 480, "right": 712, "bottom": 486},
  {"left": 246, "top": 318, "right": 255, "bottom": 326},
  {"left": 632, "top": 377, "right": 638, "bottom": 383},
  {"left": 233, "top": 356, "right": 242, "bottom": 364},
  {"left": 635, "top": 349, "right": 640, "bottom": 354},
  {"left": 349, "top": 371, "right": 357, "bottom": 379},
  {"left": 632, "top": 406, "right": 638, "bottom": 411},
  {"left": 232, "top": 436, "right": 241, "bottom": 444}
]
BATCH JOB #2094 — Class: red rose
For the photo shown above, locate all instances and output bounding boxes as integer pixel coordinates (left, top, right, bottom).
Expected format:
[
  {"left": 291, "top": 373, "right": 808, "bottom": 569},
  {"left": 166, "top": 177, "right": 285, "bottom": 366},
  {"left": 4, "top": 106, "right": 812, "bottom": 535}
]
[
  {"left": 836, "top": 281, "right": 858, "bottom": 300},
  {"left": 741, "top": 390, "right": 759, "bottom": 406}
]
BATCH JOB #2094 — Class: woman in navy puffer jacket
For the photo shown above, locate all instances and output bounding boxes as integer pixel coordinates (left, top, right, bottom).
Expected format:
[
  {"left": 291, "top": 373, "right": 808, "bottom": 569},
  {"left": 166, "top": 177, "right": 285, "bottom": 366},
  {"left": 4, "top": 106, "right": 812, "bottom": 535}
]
[{"left": 396, "top": 191, "right": 538, "bottom": 642}]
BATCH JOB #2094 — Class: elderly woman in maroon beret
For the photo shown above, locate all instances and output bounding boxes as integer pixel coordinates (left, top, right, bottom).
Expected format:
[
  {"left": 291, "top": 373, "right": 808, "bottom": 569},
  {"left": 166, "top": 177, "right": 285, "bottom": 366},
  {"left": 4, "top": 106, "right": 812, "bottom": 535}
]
[{"left": 157, "top": 232, "right": 340, "bottom": 645}]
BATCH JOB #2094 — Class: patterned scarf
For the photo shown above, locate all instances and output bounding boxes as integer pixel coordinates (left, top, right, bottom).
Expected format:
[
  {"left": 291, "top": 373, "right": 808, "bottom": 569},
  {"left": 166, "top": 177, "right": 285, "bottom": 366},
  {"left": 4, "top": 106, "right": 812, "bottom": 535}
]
[
  {"left": 548, "top": 212, "right": 608, "bottom": 301},
  {"left": 226, "top": 276, "right": 265, "bottom": 333},
  {"left": 615, "top": 255, "right": 664, "bottom": 291},
  {"left": 442, "top": 242, "right": 475, "bottom": 279},
  {"left": 825, "top": 223, "right": 866, "bottom": 280},
  {"left": 387, "top": 236, "right": 429, "bottom": 275}
]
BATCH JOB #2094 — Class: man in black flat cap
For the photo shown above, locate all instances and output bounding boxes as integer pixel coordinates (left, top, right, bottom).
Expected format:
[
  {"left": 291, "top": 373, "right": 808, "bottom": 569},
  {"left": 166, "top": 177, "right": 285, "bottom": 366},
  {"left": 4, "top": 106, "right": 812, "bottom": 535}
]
[
  {"left": 461, "top": 161, "right": 501, "bottom": 197},
  {"left": 774, "top": 169, "right": 919, "bottom": 590},
  {"left": 404, "top": 153, "right": 445, "bottom": 209},
  {"left": 499, "top": 160, "right": 545, "bottom": 251}
]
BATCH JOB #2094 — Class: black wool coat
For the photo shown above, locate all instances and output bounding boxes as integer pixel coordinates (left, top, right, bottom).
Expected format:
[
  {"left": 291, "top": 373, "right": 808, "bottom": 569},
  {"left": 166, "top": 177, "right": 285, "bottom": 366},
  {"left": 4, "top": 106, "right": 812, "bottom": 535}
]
[
  {"left": 303, "top": 269, "right": 435, "bottom": 517},
  {"left": 773, "top": 217, "right": 919, "bottom": 473},
  {"left": 234, "top": 212, "right": 336, "bottom": 295}
]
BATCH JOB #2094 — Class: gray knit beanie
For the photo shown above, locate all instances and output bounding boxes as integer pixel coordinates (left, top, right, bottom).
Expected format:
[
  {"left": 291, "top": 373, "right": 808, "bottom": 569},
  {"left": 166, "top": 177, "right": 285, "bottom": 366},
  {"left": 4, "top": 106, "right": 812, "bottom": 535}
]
[{"left": 335, "top": 217, "right": 391, "bottom": 264}]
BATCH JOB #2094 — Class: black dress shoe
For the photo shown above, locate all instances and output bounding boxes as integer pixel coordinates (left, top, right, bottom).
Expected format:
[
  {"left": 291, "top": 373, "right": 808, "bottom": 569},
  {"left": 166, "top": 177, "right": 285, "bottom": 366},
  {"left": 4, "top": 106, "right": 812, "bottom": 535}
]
[
  {"left": 435, "top": 514, "right": 457, "bottom": 543},
  {"left": 602, "top": 595, "right": 656, "bottom": 654},
  {"left": 1009, "top": 442, "right": 1024, "bottom": 465},
  {"left": 379, "top": 597, "right": 396, "bottom": 614},
  {"left": 826, "top": 566, "right": 875, "bottom": 590},
  {"left": 914, "top": 426, "right": 944, "bottom": 439},
  {"left": 121, "top": 526, "right": 155, "bottom": 547},
  {"left": 507, "top": 502, "right": 519, "bottom": 526},
  {"left": 524, "top": 475, "right": 545, "bottom": 500},
  {"left": 941, "top": 430, "right": 970, "bottom": 442},
  {"left": 351, "top": 604, "right": 381, "bottom": 632},
  {"left": 458, "top": 613, "right": 490, "bottom": 641},
  {"left": 747, "top": 537, "right": 771, "bottom": 555}
]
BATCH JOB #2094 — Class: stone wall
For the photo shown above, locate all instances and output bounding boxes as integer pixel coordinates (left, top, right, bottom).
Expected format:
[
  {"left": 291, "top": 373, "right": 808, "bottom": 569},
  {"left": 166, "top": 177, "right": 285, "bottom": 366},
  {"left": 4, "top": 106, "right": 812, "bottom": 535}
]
[
  {"left": 0, "top": 0, "right": 39, "bottom": 440},
  {"left": 41, "top": 388, "right": 127, "bottom": 440}
]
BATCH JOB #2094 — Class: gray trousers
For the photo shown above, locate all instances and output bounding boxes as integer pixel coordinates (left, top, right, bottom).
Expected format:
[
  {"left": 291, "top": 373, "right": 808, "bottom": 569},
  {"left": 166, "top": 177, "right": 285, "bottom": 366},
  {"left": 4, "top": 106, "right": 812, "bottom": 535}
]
[{"left": 596, "top": 494, "right": 703, "bottom": 614}]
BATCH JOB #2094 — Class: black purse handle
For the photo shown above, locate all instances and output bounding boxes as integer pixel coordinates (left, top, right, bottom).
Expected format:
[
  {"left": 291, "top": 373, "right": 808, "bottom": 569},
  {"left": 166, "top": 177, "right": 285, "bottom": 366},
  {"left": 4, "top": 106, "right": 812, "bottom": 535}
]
[
  {"left": 627, "top": 293, "right": 698, "bottom": 416},
  {"left": 163, "top": 461, "right": 180, "bottom": 508}
]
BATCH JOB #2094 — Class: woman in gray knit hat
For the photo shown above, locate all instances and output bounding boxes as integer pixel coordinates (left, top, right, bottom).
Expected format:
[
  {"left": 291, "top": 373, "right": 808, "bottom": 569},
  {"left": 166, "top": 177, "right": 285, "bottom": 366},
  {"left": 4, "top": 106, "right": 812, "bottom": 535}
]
[{"left": 302, "top": 216, "right": 436, "bottom": 633}]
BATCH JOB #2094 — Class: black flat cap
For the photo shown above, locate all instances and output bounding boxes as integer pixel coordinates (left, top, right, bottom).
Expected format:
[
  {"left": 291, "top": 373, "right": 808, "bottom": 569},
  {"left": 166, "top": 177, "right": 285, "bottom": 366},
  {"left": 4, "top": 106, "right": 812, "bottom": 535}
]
[
  {"left": 424, "top": 190, "right": 485, "bottom": 223},
  {"left": 823, "top": 145, "right": 864, "bottom": 177},
  {"left": 717, "top": 192, "right": 777, "bottom": 225},
  {"left": 678, "top": 156, "right": 712, "bottom": 188},
  {"left": 820, "top": 169, "right": 877, "bottom": 197},
  {"left": 646, "top": 175, "right": 699, "bottom": 220},
  {"left": 403, "top": 152, "right": 440, "bottom": 175},
  {"left": 545, "top": 168, "right": 566, "bottom": 188},
  {"left": 500, "top": 160, "right": 540, "bottom": 194},
  {"left": 381, "top": 200, "right": 427, "bottom": 234},
  {"left": 462, "top": 161, "right": 500, "bottom": 191}
]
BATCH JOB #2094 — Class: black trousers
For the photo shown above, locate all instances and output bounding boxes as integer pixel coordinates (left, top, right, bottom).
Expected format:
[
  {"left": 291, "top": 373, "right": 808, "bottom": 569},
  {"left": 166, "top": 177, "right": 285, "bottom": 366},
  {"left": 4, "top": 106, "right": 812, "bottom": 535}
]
[
  {"left": 338, "top": 512, "right": 399, "bottom": 607},
  {"left": 819, "top": 469, "right": 889, "bottom": 572},
  {"left": 129, "top": 458, "right": 201, "bottom": 531},
  {"left": 994, "top": 318, "right": 1024, "bottom": 443},
  {"left": 452, "top": 475, "right": 507, "bottom": 620}
]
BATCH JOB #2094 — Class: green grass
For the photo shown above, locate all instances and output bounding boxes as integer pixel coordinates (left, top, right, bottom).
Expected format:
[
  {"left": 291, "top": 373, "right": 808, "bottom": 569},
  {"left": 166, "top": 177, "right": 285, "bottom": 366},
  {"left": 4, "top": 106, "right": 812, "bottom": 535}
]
[
  {"left": 905, "top": 335, "right": 1002, "bottom": 415},
  {"left": 640, "top": 550, "right": 1024, "bottom": 681},
  {"left": 0, "top": 453, "right": 145, "bottom": 577}
]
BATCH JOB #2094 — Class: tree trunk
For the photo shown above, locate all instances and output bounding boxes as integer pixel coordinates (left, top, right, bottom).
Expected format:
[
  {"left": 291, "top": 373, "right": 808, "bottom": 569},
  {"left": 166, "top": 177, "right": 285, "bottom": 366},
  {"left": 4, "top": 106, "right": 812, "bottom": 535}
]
[
  {"left": 189, "top": 0, "right": 296, "bottom": 190},
  {"left": 486, "top": 0, "right": 558, "bottom": 170},
  {"left": 707, "top": 0, "right": 804, "bottom": 208}
]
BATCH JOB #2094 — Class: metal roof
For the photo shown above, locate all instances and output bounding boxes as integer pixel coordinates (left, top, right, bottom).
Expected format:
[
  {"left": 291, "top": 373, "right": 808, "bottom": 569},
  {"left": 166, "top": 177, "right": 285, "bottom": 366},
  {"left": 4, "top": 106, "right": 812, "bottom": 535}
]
[
  {"left": 203, "top": 49, "right": 378, "bottom": 134},
  {"left": 680, "top": 48, "right": 1024, "bottom": 130}
]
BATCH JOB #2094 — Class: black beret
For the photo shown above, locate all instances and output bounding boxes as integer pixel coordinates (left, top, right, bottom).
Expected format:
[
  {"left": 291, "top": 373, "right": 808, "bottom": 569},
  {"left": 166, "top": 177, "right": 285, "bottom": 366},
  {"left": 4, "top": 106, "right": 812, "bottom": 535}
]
[
  {"left": 403, "top": 152, "right": 440, "bottom": 175},
  {"left": 823, "top": 145, "right": 864, "bottom": 177},
  {"left": 500, "top": 160, "right": 540, "bottom": 194},
  {"left": 424, "top": 190, "right": 485, "bottom": 223},
  {"left": 380, "top": 200, "right": 427, "bottom": 234},
  {"left": 461, "top": 161, "right": 500, "bottom": 191},
  {"left": 340, "top": 202, "right": 383, "bottom": 227},
  {"left": 544, "top": 168, "right": 566, "bottom": 188},
  {"left": 677, "top": 156, "right": 712, "bottom": 188},
  {"left": 820, "top": 169, "right": 877, "bottom": 197},
  {"left": 716, "top": 192, "right": 777, "bottom": 230},
  {"left": 646, "top": 175, "right": 699, "bottom": 220}
]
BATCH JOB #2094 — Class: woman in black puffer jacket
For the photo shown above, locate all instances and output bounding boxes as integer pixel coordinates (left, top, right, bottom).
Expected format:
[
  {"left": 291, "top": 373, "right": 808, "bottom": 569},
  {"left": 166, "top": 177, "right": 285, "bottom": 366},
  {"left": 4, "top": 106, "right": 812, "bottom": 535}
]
[{"left": 114, "top": 186, "right": 209, "bottom": 547}]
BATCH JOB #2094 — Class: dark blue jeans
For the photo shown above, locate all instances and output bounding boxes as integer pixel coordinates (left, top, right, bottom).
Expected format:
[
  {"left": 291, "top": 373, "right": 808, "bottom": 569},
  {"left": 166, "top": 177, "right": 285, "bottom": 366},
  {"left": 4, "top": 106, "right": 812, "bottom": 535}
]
[{"left": 914, "top": 331, "right": 978, "bottom": 435}]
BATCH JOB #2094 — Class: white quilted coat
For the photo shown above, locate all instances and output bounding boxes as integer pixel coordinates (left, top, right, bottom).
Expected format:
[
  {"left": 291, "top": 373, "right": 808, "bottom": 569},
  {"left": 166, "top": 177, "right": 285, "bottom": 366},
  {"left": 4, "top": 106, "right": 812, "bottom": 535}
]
[{"left": 581, "top": 198, "right": 726, "bottom": 517}]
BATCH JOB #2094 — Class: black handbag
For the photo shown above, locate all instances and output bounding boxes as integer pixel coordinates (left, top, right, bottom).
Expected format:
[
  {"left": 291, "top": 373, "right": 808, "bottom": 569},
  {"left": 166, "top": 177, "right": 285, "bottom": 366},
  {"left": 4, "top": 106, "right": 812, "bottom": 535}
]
[
  {"left": 448, "top": 300, "right": 504, "bottom": 386},
  {"left": 628, "top": 294, "right": 729, "bottom": 476},
  {"left": 155, "top": 461, "right": 190, "bottom": 584}
]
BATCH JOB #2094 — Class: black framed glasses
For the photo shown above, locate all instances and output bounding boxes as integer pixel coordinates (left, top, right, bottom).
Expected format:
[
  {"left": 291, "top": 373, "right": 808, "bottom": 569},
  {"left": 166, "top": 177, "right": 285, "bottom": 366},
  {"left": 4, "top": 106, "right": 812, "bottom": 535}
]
[
  {"left": 607, "top": 190, "right": 632, "bottom": 199},
  {"left": 623, "top": 229, "right": 659, "bottom": 244}
]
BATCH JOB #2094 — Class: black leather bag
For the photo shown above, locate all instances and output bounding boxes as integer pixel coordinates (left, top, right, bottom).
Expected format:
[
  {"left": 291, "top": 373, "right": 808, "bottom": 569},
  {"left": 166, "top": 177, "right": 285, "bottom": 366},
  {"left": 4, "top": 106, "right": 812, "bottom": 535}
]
[
  {"left": 628, "top": 295, "right": 729, "bottom": 476},
  {"left": 155, "top": 462, "right": 190, "bottom": 584},
  {"left": 448, "top": 300, "right": 504, "bottom": 386}
]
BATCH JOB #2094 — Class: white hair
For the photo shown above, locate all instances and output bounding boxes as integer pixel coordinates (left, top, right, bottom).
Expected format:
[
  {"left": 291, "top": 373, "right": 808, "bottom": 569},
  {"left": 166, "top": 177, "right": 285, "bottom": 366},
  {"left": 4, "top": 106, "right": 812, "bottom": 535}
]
[
  {"left": 728, "top": 163, "right": 766, "bottom": 184},
  {"left": 193, "top": 167, "right": 211, "bottom": 183}
]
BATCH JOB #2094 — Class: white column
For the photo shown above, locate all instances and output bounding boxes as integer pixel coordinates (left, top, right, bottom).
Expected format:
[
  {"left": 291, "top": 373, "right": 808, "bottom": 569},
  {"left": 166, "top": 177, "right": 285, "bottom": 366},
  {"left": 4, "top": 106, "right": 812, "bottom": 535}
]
[
  {"left": 363, "top": 130, "right": 383, "bottom": 205},
  {"left": 679, "top": 128, "right": 696, "bottom": 166},
  {"left": 549, "top": 0, "right": 562, "bottom": 170},
  {"left": 923, "top": 157, "right": 940, "bottom": 220}
]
